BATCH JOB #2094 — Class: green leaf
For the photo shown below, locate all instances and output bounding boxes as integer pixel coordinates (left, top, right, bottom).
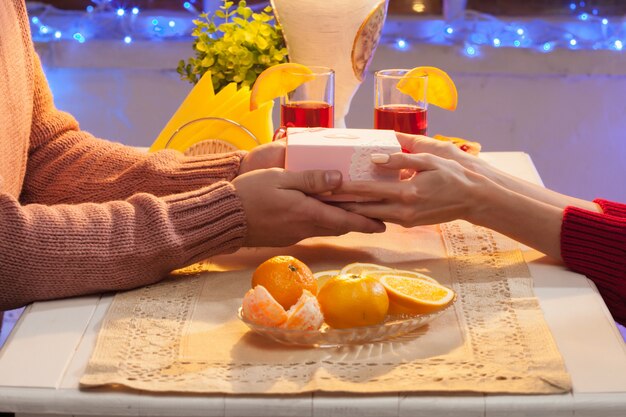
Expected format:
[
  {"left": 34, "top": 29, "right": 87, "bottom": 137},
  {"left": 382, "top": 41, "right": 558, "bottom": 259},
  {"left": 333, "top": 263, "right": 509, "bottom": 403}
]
[
  {"left": 255, "top": 37, "right": 268, "bottom": 50},
  {"left": 201, "top": 56, "right": 215, "bottom": 67},
  {"left": 178, "top": 0, "right": 286, "bottom": 93}
]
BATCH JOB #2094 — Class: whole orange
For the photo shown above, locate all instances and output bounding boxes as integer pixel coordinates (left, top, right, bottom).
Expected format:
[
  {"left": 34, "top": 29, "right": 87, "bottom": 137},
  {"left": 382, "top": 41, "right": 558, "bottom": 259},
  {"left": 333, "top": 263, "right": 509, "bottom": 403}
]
[
  {"left": 251, "top": 256, "right": 317, "bottom": 309},
  {"left": 317, "top": 274, "right": 389, "bottom": 329}
]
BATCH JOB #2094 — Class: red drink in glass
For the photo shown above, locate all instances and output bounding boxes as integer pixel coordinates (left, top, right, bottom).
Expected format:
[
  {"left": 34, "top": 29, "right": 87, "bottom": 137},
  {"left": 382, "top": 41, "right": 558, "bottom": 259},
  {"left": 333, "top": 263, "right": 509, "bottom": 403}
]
[
  {"left": 281, "top": 101, "right": 334, "bottom": 128},
  {"left": 374, "top": 105, "right": 427, "bottom": 135}
]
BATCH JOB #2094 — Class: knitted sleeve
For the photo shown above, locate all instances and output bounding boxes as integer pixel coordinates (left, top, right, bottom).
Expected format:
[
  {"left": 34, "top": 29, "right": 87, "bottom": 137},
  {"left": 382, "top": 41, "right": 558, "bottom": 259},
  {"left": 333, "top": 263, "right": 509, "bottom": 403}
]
[
  {"left": 0, "top": 22, "right": 249, "bottom": 310},
  {"left": 561, "top": 200, "right": 626, "bottom": 325},
  {"left": 0, "top": 183, "right": 247, "bottom": 311},
  {"left": 22, "top": 53, "right": 246, "bottom": 205},
  {"left": 595, "top": 198, "right": 626, "bottom": 218}
]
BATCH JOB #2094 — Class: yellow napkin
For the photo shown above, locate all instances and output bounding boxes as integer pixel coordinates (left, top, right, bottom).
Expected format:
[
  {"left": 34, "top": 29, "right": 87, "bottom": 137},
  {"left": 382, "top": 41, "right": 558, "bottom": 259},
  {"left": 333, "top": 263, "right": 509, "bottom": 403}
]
[{"left": 149, "top": 72, "right": 274, "bottom": 154}]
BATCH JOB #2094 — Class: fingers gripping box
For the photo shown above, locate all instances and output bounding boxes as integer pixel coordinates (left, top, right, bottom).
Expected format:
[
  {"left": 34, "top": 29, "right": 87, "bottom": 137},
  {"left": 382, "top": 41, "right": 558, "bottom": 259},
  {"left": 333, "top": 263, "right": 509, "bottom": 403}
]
[{"left": 285, "top": 127, "right": 402, "bottom": 201}]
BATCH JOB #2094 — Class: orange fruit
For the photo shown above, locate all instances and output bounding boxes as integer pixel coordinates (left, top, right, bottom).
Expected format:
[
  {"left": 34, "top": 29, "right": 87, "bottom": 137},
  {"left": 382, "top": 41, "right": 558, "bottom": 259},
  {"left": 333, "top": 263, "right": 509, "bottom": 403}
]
[
  {"left": 396, "top": 66, "right": 458, "bottom": 111},
  {"left": 250, "top": 63, "right": 314, "bottom": 110},
  {"left": 380, "top": 274, "right": 455, "bottom": 315},
  {"left": 317, "top": 274, "right": 389, "bottom": 329},
  {"left": 251, "top": 256, "right": 317, "bottom": 310},
  {"left": 241, "top": 285, "right": 288, "bottom": 327}
]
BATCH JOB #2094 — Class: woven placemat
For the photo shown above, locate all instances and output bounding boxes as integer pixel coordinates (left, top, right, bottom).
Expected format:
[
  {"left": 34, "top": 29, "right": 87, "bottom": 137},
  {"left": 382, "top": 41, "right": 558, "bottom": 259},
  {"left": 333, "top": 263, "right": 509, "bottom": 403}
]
[{"left": 81, "top": 221, "right": 571, "bottom": 394}]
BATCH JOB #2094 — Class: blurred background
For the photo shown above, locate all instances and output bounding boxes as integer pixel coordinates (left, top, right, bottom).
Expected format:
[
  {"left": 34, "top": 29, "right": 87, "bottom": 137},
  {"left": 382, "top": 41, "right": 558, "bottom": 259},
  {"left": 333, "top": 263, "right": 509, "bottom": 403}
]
[{"left": 29, "top": 0, "right": 626, "bottom": 203}]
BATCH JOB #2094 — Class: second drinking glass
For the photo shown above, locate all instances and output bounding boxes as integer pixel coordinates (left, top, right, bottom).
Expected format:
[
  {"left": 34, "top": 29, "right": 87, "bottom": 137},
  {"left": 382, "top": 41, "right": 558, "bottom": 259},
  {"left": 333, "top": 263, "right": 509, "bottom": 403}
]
[
  {"left": 280, "top": 66, "right": 335, "bottom": 128},
  {"left": 374, "top": 69, "right": 428, "bottom": 135}
]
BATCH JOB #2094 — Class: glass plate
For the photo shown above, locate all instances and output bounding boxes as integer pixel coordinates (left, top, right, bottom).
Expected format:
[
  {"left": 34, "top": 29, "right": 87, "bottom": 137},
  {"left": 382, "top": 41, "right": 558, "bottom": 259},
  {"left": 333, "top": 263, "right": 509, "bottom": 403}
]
[{"left": 237, "top": 298, "right": 455, "bottom": 348}]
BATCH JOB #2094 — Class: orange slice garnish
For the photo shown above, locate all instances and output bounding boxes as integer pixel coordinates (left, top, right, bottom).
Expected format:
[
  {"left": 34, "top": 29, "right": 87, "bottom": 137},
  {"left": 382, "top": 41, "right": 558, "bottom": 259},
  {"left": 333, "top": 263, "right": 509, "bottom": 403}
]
[
  {"left": 396, "top": 66, "right": 458, "bottom": 111},
  {"left": 380, "top": 274, "right": 455, "bottom": 315},
  {"left": 250, "top": 63, "right": 314, "bottom": 110}
]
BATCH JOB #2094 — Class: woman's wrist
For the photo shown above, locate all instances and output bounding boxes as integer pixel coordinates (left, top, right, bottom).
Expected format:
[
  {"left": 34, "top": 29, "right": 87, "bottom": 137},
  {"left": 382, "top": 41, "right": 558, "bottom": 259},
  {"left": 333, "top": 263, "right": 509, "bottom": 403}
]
[
  {"left": 466, "top": 179, "right": 564, "bottom": 260},
  {"left": 463, "top": 173, "right": 505, "bottom": 225}
]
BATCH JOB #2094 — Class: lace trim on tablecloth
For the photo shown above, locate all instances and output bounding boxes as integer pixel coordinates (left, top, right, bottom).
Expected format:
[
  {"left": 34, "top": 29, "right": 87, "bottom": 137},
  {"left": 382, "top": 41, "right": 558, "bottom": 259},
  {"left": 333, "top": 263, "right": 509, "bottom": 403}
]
[{"left": 81, "top": 221, "right": 571, "bottom": 394}]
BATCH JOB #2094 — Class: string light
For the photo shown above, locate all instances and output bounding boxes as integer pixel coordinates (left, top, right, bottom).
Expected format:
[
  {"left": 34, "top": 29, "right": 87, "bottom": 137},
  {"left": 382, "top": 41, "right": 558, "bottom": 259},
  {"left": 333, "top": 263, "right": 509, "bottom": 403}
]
[
  {"left": 28, "top": 1, "right": 199, "bottom": 44},
  {"left": 26, "top": 1, "right": 626, "bottom": 58},
  {"left": 395, "top": 38, "right": 408, "bottom": 50},
  {"left": 382, "top": 8, "right": 626, "bottom": 58}
]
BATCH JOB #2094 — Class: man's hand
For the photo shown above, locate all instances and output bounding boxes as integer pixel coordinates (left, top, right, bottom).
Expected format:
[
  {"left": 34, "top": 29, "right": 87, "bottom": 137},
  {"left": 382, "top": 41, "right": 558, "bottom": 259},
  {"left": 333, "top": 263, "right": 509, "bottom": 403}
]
[{"left": 233, "top": 168, "right": 385, "bottom": 247}]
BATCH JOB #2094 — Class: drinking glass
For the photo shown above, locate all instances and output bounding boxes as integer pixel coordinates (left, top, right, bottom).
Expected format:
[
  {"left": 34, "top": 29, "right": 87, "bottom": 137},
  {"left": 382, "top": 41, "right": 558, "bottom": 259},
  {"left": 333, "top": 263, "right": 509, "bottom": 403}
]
[
  {"left": 374, "top": 69, "right": 428, "bottom": 135},
  {"left": 280, "top": 66, "right": 335, "bottom": 128}
]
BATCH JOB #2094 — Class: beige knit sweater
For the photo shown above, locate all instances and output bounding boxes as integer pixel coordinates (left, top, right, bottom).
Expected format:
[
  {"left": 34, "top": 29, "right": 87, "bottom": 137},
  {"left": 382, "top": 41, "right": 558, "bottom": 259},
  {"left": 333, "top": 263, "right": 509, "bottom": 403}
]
[{"left": 0, "top": 1, "right": 249, "bottom": 311}]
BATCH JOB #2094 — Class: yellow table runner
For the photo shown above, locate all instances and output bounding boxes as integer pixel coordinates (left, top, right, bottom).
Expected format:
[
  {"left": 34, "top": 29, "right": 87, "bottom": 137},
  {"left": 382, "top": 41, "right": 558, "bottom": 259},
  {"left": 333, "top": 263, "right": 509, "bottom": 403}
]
[{"left": 80, "top": 221, "right": 571, "bottom": 394}]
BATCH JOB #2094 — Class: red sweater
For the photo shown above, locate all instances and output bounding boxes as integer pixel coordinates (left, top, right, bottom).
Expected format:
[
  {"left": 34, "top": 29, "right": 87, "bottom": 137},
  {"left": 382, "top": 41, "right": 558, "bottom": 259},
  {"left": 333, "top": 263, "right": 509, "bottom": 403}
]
[{"left": 561, "top": 199, "right": 626, "bottom": 326}]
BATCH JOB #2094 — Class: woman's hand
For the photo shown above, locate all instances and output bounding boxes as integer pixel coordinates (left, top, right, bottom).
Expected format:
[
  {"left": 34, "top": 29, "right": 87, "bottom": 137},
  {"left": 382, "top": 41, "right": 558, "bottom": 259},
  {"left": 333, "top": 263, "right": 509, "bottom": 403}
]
[
  {"left": 336, "top": 153, "right": 489, "bottom": 227},
  {"left": 238, "top": 141, "right": 286, "bottom": 175},
  {"left": 337, "top": 151, "right": 565, "bottom": 260},
  {"left": 396, "top": 133, "right": 485, "bottom": 173},
  {"left": 396, "top": 133, "right": 601, "bottom": 213},
  {"left": 233, "top": 168, "right": 386, "bottom": 247}
]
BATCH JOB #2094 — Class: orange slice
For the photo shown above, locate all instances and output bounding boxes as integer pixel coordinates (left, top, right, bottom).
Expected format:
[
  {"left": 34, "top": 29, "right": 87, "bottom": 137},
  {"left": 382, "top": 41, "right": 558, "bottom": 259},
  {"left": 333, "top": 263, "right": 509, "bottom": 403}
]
[
  {"left": 380, "top": 274, "right": 455, "bottom": 315},
  {"left": 313, "top": 269, "right": 341, "bottom": 289},
  {"left": 397, "top": 66, "right": 458, "bottom": 111},
  {"left": 366, "top": 269, "right": 438, "bottom": 284},
  {"left": 250, "top": 63, "right": 314, "bottom": 110},
  {"left": 339, "top": 262, "right": 392, "bottom": 276}
]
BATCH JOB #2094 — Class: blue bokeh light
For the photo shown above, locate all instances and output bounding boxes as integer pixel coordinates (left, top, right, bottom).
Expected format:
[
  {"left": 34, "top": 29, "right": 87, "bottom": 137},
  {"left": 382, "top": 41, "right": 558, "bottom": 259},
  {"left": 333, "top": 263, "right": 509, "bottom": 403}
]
[
  {"left": 395, "top": 39, "right": 408, "bottom": 50},
  {"left": 72, "top": 32, "right": 85, "bottom": 43},
  {"left": 464, "top": 45, "right": 478, "bottom": 57}
]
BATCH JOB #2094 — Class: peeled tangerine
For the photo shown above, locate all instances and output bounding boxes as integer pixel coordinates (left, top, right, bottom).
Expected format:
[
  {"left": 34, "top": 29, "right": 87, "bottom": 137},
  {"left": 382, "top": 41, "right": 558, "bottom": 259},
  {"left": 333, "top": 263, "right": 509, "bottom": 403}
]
[
  {"left": 282, "top": 290, "right": 325, "bottom": 331},
  {"left": 242, "top": 285, "right": 288, "bottom": 327},
  {"left": 242, "top": 285, "right": 323, "bottom": 331}
]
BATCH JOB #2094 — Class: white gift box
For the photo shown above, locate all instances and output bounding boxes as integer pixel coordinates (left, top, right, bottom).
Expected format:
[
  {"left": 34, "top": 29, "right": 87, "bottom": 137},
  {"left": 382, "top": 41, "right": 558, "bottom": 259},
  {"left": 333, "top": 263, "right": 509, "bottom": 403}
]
[{"left": 285, "top": 127, "right": 402, "bottom": 201}]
